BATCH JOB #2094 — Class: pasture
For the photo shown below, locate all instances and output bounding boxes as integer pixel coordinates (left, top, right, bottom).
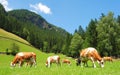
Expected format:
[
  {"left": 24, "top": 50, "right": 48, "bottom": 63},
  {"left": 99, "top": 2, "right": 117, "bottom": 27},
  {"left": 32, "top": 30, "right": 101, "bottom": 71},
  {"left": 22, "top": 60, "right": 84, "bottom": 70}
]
[
  {"left": 0, "top": 54, "right": 120, "bottom": 75},
  {"left": 0, "top": 29, "right": 120, "bottom": 75}
]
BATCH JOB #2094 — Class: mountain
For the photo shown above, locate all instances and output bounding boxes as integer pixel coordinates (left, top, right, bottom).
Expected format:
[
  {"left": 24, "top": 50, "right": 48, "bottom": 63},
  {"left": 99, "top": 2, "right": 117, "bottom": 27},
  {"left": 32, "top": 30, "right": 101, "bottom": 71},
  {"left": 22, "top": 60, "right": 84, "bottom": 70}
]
[
  {"left": 0, "top": 4, "right": 6, "bottom": 15},
  {"left": 8, "top": 9, "right": 67, "bottom": 35},
  {"left": 0, "top": 3, "right": 72, "bottom": 54}
]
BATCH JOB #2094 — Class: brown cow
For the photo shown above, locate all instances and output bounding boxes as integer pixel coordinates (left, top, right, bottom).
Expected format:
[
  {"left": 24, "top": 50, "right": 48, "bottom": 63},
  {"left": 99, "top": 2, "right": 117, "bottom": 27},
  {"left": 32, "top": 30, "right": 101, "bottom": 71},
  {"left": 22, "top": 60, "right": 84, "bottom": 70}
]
[
  {"left": 46, "top": 55, "right": 61, "bottom": 68},
  {"left": 80, "top": 47, "right": 104, "bottom": 68},
  {"left": 62, "top": 59, "right": 71, "bottom": 65},
  {"left": 10, "top": 52, "right": 36, "bottom": 68},
  {"left": 103, "top": 57, "right": 113, "bottom": 62}
]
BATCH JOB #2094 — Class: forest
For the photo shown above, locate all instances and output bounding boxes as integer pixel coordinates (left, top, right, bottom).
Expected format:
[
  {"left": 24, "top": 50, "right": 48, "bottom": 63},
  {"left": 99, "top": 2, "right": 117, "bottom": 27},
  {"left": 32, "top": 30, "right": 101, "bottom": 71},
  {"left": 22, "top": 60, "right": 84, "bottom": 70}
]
[{"left": 0, "top": 3, "right": 120, "bottom": 58}]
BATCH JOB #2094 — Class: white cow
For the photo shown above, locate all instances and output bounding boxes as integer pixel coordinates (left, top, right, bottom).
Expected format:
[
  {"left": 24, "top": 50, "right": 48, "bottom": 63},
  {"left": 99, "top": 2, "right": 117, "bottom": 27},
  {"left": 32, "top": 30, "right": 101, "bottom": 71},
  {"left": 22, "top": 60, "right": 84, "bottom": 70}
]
[{"left": 46, "top": 55, "right": 60, "bottom": 68}]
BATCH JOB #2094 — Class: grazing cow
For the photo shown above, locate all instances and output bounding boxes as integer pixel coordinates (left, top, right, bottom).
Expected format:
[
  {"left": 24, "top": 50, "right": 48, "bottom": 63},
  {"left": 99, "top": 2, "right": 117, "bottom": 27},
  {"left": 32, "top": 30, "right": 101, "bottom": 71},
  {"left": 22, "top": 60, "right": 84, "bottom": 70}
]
[
  {"left": 10, "top": 52, "right": 36, "bottom": 68},
  {"left": 80, "top": 47, "right": 104, "bottom": 68},
  {"left": 46, "top": 55, "right": 60, "bottom": 68},
  {"left": 75, "top": 57, "right": 88, "bottom": 67},
  {"left": 62, "top": 59, "right": 71, "bottom": 65},
  {"left": 103, "top": 57, "right": 113, "bottom": 62}
]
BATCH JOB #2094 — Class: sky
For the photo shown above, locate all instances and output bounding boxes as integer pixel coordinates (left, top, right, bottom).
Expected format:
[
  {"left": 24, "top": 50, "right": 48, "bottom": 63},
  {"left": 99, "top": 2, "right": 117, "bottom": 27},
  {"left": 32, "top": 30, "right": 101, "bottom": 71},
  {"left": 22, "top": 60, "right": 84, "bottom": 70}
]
[{"left": 0, "top": 0, "right": 120, "bottom": 34}]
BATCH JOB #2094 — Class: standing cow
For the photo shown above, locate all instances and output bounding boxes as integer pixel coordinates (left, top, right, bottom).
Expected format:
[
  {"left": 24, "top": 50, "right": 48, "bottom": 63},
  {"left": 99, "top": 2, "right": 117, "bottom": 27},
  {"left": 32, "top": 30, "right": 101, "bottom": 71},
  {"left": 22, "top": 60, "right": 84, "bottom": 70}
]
[
  {"left": 80, "top": 47, "right": 104, "bottom": 68},
  {"left": 46, "top": 55, "right": 61, "bottom": 68},
  {"left": 10, "top": 52, "right": 36, "bottom": 68}
]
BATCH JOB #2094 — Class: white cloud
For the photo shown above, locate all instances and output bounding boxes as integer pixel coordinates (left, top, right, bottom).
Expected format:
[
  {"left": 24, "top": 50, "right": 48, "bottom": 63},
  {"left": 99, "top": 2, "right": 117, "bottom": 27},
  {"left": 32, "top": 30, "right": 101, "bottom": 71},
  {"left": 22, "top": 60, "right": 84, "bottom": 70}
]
[
  {"left": 0, "top": 0, "right": 12, "bottom": 11},
  {"left": 30, "top": 3, "right": 52, "bottom": 14}
]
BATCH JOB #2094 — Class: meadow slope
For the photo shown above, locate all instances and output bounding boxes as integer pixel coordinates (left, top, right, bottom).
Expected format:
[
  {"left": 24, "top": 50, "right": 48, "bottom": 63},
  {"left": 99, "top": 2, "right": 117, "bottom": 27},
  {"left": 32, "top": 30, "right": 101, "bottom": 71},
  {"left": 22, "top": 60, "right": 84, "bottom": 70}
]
[
  {"left": 0, "top": 29, "right": 120, "bottom": 75},
  {"left": 0, "top": 28, "right": 30, "bottom": 46}
]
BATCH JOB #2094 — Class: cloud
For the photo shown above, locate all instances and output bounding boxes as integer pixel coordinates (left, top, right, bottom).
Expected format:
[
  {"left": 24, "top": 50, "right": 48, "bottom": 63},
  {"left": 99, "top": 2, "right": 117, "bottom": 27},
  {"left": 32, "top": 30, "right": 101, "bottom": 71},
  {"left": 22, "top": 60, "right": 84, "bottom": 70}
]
[
  {"left": 0, "top": 0, "right": 12, "bottom": 11},
  {"left": 30, "top": 3, "right": 52, "bottom": 14}
]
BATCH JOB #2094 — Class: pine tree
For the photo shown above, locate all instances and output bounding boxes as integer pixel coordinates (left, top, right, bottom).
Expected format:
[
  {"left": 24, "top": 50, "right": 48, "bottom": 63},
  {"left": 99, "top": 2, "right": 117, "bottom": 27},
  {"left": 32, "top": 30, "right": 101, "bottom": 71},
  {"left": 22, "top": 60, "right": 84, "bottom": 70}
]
[
  {"left": 69, "top": 33, "right": 83, "bottom": 57},
  {"left": 96, "top": 12, "right": 120, "bottom": 56}
]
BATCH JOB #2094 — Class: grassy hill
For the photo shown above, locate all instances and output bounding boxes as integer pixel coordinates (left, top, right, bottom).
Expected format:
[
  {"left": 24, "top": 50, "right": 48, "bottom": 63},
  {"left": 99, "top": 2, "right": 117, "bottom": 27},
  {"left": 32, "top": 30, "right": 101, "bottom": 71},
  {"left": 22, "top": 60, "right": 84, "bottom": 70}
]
[
  {"left": 0, "top": 29, "right": 120, "bottom": 75},
  {"left": 0, "top": 28, "right": 30, "bottom": 45},
  {"left": 0, "top": 28, "right": 31, "bottom": 52}
]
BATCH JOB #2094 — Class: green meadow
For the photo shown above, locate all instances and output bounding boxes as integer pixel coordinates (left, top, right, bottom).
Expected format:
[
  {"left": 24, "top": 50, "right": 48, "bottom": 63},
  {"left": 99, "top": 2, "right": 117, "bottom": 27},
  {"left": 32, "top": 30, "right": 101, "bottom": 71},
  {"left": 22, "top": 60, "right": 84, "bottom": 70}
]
[
  {"left": 0, "top": 54, "right": 120, "bottom": 75},
  {"left": 0, "top": 29, "right": 120, "bottom": 75}
]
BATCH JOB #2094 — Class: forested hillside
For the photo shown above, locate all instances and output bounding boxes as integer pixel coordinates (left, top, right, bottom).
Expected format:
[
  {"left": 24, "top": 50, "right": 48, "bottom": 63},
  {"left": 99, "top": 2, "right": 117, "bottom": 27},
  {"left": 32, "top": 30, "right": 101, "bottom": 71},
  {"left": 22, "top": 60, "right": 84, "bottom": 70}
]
[
  {"left": 0, "top": 4, "right": 72, "bottom": 54},
  {"left": 0, "top": 3, "right": 120, "bottom": 58},
  {"left": 8, "top": 9, "right": 67, "bottom": 34}
]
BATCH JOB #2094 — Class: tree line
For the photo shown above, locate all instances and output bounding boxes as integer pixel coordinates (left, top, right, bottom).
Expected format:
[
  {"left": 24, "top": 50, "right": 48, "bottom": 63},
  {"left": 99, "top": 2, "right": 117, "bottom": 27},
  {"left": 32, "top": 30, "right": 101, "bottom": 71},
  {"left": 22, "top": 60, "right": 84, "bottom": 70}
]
[
  {"left": 0, "top": 4, "right": 120, "bottom": 58},
  {"left": 70, "top": 12, "right": 120, "bottom": 58}
]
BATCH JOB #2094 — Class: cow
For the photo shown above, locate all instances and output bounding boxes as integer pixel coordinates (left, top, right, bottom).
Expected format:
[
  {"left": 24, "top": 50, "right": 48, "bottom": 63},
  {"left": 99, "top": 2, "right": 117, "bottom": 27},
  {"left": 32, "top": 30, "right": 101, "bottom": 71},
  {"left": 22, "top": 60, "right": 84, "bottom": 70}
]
[
  {"left": 75, "top": 57, "right": 88, "bottom": 67},
  {"left": 103, "top": 57, "right": 113, "bottom": 62},
  {"left": 10, "top": 52, "right": 36, "bottom": 68},
  {"left": 46, "top": 55, "right": 60, "bottom": 68},
  {"left": 80, "top": 47, "right": 104, "bottom": 68},
  {"left": 62, "top": 59, "right": 71, "bottom": 65}
]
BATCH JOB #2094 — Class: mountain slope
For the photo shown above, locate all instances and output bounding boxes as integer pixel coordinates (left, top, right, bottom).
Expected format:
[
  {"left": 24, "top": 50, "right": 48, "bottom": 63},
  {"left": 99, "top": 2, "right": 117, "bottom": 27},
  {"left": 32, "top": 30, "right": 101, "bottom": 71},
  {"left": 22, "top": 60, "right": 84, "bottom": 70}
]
[
  {"left": 0, "top": 3, "right": 72, "bottom": 53},
  {"left": 0, "top": 4, "right": 6, "bottom": 15},
  {"left": 8, "top": 9, "right": 67, "bottom": 35}
]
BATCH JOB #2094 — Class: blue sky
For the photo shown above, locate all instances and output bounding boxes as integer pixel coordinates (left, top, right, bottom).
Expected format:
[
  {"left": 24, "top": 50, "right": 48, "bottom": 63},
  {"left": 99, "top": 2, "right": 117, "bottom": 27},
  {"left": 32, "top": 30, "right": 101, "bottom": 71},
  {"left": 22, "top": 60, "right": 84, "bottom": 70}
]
[{"left": 0, "top": 0, "right": 120, "bottom": 34}]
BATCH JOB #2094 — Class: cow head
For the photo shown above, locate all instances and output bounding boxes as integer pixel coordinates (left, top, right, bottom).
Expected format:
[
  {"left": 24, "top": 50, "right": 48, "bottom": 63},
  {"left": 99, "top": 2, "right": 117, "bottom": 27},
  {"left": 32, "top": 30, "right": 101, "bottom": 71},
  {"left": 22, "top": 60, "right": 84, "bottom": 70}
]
[
  {"left": 10, "top": 62, "right": 16, "bottom": 67},
  {"left": 98, "top": 58, "right": 104, "bottom": 68},
  {"left": 100, "top": 58, "right": 104, "bottom": 68},
  {"left": 45, "top": 61, "right": 48, "bottom": 67},
  {"left": 75, "top": 58, "right": 81, "bottom": 66}
]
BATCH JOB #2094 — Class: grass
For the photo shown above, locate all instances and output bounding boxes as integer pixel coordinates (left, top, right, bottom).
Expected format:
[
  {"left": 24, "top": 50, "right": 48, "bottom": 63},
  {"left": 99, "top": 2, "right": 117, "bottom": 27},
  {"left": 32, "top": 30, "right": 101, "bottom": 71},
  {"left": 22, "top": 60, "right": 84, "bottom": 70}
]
[
  {"left": 0, "top": 29, "right": 120, "bottom": 75},
  {"left": 0, "top": 28, "right": 30, "bottom": 45},
  {"left": 0, "top": 54, "right": 120, "bottom": 75}
]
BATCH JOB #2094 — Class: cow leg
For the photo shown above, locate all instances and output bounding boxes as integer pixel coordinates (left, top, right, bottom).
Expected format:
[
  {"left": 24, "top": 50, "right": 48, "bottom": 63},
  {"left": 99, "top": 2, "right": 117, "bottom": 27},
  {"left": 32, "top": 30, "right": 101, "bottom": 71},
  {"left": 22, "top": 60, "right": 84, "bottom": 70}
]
[
  {"left": 25, "top": 61, "right": 28, "bottom": 67},
  {"left": 83, "top": 61, "right": 88, "bottom": 67},
  {"left": 56, "top": 60, "right": 61, "bottom": 66},
  {"left": 30, "top": 62, "right": 33, "bottom": 67},
  {"left": 19, "top": 60, "right": 23, "bottom": 68},
  {"left": 90, "top": 57, "right": 96, "bottom": 68},
  {"left": 80, "top": 60, "right": 84, "bottom": 67},
  {"left": 57, "top": 59, "right": 61, "bottom": 66},
  {"left": 32, "top": 58, "right": 36, "bottom": 68},
  {"left": 86, "top": 62, "right": 88, "bottom": 67},
  {"left": 33, "top": 60, "right": 36, "bottom": 67},
  {"left": 29, "top": 58, "right": 36, "bottom": 68},
  {"left": 48, "top": 61, "right": 51, "bottom": 68}
]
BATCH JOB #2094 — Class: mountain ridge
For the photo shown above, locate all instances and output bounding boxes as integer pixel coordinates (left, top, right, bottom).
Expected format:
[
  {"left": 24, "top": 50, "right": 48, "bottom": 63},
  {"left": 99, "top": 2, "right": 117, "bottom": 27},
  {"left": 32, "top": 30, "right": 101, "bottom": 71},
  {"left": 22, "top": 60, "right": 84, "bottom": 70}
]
[{"left": 8, "top": 9, "right": 68, "bottom": 35}]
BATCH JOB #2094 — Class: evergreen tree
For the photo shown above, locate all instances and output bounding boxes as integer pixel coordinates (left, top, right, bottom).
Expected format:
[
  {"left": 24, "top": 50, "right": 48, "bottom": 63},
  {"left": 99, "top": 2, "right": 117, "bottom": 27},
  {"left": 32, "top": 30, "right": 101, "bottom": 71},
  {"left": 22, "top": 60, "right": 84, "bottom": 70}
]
[
  {"left": 83, "top": 19, "right": 97, "bottom": 48},
  {"left": 62, "top": 33, "right": 72, "bottom": 56},
  {"left": 69, "top": 33, "right": 83, "bottom": 57},
  {"left": 77, "top": 25, "right": 85, "bottom": 39},
  {"left": 96, "top": 12, "right": 120, "bottom": 56}
]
